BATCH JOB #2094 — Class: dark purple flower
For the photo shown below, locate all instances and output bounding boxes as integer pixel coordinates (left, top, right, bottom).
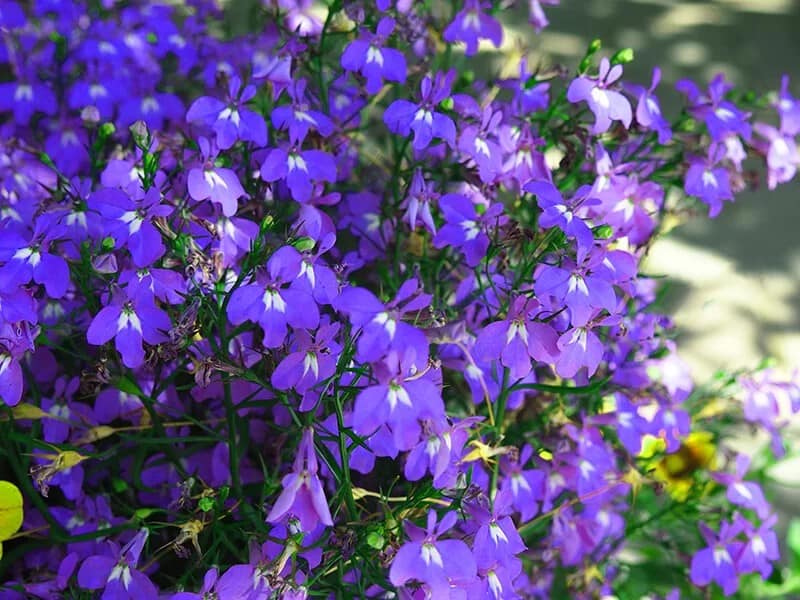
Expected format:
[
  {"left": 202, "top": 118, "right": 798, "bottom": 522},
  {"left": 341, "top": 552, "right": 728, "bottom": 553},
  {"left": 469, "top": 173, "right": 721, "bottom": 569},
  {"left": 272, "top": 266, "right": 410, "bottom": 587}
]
[
  {"left": 260, "top": 138, "right": 337, "bottom": 203},
  {"left": 271, "top": 79, "right": 334, "bottom": 142},
  {"left": 341, "top": 17, "right": 407, "bottom": 94},
  {"left": 266, "top": 428, "right": 334, "bottom": 531},
  {"left": 226, "top": 246, "right": 319, "bottom": 348},
  {"left": 390, "top": 510, "right": 478, "bottom": 596},
  {"left": 0, "top": 217, "right": 70, "bottom": 299},
  {"left": 77, "top": 530, "right": 158, "bottom": 599},
  {"left": 186, "top": 75, "right": 267, "bottom": 149},
  {"left": 443, "top": 0, "right": 503, "bottom": 57},
  {"left": 383, "top": 71, "right": 457, "bottom": 151},
  {"left": 86, "top": 290, "right": 171, "bottom": 369}
]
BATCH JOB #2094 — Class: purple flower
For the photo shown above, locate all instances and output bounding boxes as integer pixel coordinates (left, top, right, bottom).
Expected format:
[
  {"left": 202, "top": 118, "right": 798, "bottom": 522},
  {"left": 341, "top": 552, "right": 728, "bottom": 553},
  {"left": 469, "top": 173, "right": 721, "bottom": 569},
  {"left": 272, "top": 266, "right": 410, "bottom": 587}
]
[
  {"left": 332, "top": 279, "right": 430, "bottom": 368},
  {"left": 383, "top": 71, "right": 457, "bottom": 151},
  {"left": 458, "top": 105, "right": 504, "bottom": 183},
  {"left": 170, "top": 568, "right": 221, "bottom": 600},
  {"left": 77, "top": 530, "right": 158, "bottom": 599},
  {"left": 389, "top": 510, "right": 478, "bottom": 596},
  {"left": 689, "top": 520, "right": 745, "bottom": 596},
  {"left": 555, "top": 320, "right": 605, "bottom": 379},
  {"left": 712, "top": 454, "right": 771, "bottom": 519},
  {"left": 341, "top": 17, "right": 407, "bottom": 94},
  {"left": 443, "top": 0, "right": 503, "bottom": 57},
  {"left": 470, "top": 494, "right": 527, "bottom": 567},
  {"left": 633, "top": 67, "right": 672, "bottom": 143},
  {"left": 86, "top": 291, "right": 172, "bottom": 369},
  {"left": 89, "top": 186, "right": 173, "bottom": 267},
  {"left": 754, "top": 122, "right": 799, "bottom": 189},
  {"left": 497, "top": 445, "right": 545, "bottom": 521},
  {"left": 529, "top": 0, "right": 559, "bottom": 31},
  {"left": 677, "top": 74, "right": 751, "bottom": 142},
  {"left": 352, "top": 356, "right": 445, "bottom": 451},
  {"left": 473, "top": 297, "right": 559, "bottom": 379},
  {"left": 226, "top": 246, "right": 319, "bottom": 348},
  {"left": 187, "top": 137, "right": 247, "bottom": 217},
  {"left": 271, "top": 322, "right": 341, "bottom": 400},
  {"left": 776, "top": 75, "right": 800, "bottom": 136},
  {"left": 737, "top": 514, "right": 780, "bottom": 579},
  {"left": 404, "top": 417, "right": 476, "bottom": 488},
  {"left": 0, "top": 77, "right": 56, "bottom": 124},
  {"left": 433, "top": 193, "right": 504, "bottom": 267},
  {"left": 523, "top": 181, "right": 595, "bottom": 256},
  {"left": 272, "top": 79, "right": 334, "bottom": 142},
  {"left": 186, "top": 75, "right": 267, "bottom": 149},
  {"left": 260, "top": 138, "right": 337, "bottom": 203},
  {"left": 567, "top": 57, "right": 632, "bottom": 134},
  {"left": 266, "top": 428, "right": 334, "bottom": 531},
  {"left": 0, "top": 351, "right": 24, "bottom": 407},
  {"left": 0, "top": 217, "right": 70, "bottom": 298},
  {"left": 402, "top": 169, "right": 438, "bottom": 234},
  {"left": 684, "top": 144, "right": 734, "bottom": 218},
  {"left": 118, "top": 89, "right": 184, "bottom": 131}
]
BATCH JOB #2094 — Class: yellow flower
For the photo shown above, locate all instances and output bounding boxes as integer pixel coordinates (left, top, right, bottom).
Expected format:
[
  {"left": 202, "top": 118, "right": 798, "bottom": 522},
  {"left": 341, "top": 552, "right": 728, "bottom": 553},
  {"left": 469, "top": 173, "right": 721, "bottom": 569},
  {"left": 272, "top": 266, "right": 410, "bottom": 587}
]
[{"left": 649, "top": 431, "right": 717, "bottom": 502}]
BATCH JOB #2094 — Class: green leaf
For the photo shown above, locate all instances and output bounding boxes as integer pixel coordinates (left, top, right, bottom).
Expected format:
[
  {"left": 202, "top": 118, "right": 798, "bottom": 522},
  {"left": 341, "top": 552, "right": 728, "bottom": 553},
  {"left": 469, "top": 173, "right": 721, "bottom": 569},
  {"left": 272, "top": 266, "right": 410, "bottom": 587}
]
[{"left": 366, "top": 530, "right": 385, "bottom": 550}]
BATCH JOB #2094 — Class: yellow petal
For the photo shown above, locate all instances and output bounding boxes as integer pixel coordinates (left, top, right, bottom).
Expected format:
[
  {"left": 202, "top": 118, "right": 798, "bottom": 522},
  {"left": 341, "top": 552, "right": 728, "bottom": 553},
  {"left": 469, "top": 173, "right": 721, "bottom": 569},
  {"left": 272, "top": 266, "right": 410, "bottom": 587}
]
[{"left": 0, "top": 481, "right": 24, "bottom": 542}]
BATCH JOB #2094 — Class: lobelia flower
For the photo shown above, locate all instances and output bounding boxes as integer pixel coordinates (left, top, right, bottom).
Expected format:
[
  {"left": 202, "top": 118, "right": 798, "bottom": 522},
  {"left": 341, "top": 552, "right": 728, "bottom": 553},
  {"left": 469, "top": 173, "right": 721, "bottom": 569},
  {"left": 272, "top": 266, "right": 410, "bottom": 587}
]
[
  {"left": 118, "top": 86, "right": 185, "bottom": 131},
  {"left": 689, "top": 519, "right": 745, "bottom": 596},
  {"left": 404, "top": 416, "right": 478, "bottom": 488},
  {"left": 523, "top": 181, "right": 595, "bottom": 257},
  {"left": 89, "top": 186, "right": 173, "bottom": 268},
  {"left": 0, "top": 72, "right": 57, "bottom": 125},
  {"left": 469, "top": 493, "right": 527, "bottom": 567},
  {"left": 170, "top": 567, "right": 221, "bottom": 600},
  {"left": 457, "top": 104, "right": 505, "bottom": 183},
  {"left": 677, "top": 73, "right": 751, "bottom": 142},
  {"left": 390, "top": 510, "right": 478, "bottom": 596},
  {"left": 332, "top": 278, "right": 430, "bottom": 368},
  {"left": 632, "top": 67, "right": 672, "bottom": 143},
  {"left": 684, "top": 144, "right": 734, "bottom": 217},
  {"left": 77, "top": 529, "right": 158, "bottom": 599},
  {"left": 271, "top": 322, "right": 341, "bottom": 408},
  {"left": 341, "top": 17, "right": 407, "bottom": 95},
  {"left": 528, "top": 0, "right": 559, "bottom": 32},
  {"left": 736, "top": 514, "right": 780, "bottom": 579},
  {"left": 187, "top": 137, "right": 247, "bottom": 217},
  {"left": 226, "top": 245, "right": 319, "bottom": 348},
  {"left": 0, "top": 216, "right": 70, "bottom": 299},
  {"left": 753, "top": 121, "right": 800, "bottom": 190},
  {"left": 86, "top": 289, "right": 172, "bottom": 369},
  {"left": 432, "top": 193, "right": 504, "bottom": 267},
  {"left": 776, "top": 75, "right": 800, "bottom": 136},
  {"left": 402, "top": 169, "right": 438, "bottom": 233},
  {"left": 266, "top": 428, "right": 334, "bottom": 531},
  {"left": 383, "top": 71, "right": 457, "bottom": 151},
  {"left": 555, "top": 315, "right": 607, "bottom": 379},
  {"left": 186, "top": 75, "right": 267, "bottom": 149},
  {"left": 272, "top": 78, "right": 334, "bottom": 142},
  {"left": 567, "top": 57, "right": 632, "bottom": 135},
  {"left": 496, "top": 445, "right": 546, "bottom": 521},
  {"left": 260, "top": 133, "right": 337, "bottom": 203},
  {"left": 711, "top": 454, "right": 771, "bottom": 518},
  {"left": 352, "top": 353, "right": 446, "bottom": 451},
  {"left": 473, "top": 296, "right": 559, "bottom": 379},
  {"left": 443, "top": 0, "right": 503, "bottom": 57}
]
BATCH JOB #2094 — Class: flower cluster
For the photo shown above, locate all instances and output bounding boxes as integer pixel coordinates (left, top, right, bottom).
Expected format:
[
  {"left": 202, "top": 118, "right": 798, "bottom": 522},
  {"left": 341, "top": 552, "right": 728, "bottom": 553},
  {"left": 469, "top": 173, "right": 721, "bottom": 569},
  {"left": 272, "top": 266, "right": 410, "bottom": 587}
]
[{"left": 0, "top": 0, "right": 798, "bottom": 598}]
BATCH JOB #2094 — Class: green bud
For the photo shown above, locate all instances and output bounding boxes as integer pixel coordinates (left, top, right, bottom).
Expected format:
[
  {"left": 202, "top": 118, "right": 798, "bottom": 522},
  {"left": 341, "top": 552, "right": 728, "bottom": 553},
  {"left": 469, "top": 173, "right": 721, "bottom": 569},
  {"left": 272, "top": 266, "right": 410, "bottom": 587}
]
[
  {"left": 98, "top": 122, "right": 116, "bottom": 139},
  {"left": 111, "top": 478, "right": 129, "bottom": 493},
  {"left": 366, "top": 531, "right": 385, "bottom": 550},
  {"left": 611, "top": 48, "right": 634, "bottom": 65},
  {"left": 588, "top": 39, "right": 602, "bottom": 54},
  {"left": 146, "top": 32, "right": 157, "bottom": 44},
  {"left": 440, "top": 97, "right": 454, "bottom": 111},
  {"left": 101, "top": 236, "right": 116, "bottom": 251},
  {"left": 143, "top": 152, "right": 159, "bottom": 174},
  {"left": 593, "top": 225, "right": 614, "bottom": 239},
  {"left": 198, "top": 497, "right": 214, "bottom": 512},
  {"left": 292, "top": 237, "right": 316, "bottom": 252},
  {"left": 217, "top": 485, "right": 230, "bottom": 503}
]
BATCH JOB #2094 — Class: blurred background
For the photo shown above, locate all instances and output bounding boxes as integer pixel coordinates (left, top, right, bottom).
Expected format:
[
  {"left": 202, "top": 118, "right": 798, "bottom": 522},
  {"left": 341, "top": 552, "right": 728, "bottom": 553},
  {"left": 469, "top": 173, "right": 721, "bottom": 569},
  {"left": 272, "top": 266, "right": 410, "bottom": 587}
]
[{"left": 503, "top": 0, "right": 800, "bottom": 382}]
